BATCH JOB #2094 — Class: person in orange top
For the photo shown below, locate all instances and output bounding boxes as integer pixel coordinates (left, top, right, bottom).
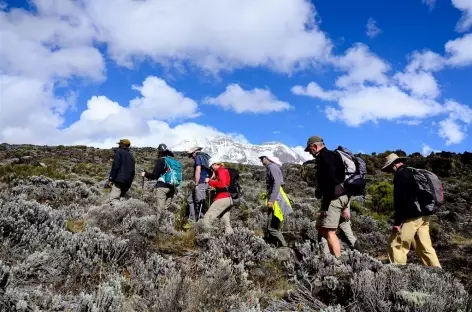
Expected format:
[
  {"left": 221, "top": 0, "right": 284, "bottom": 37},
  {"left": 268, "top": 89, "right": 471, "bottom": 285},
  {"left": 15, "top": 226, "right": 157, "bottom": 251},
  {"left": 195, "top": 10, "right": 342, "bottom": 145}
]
[{"left": 202, "top": 156, "right": 234, "bottom": 234}]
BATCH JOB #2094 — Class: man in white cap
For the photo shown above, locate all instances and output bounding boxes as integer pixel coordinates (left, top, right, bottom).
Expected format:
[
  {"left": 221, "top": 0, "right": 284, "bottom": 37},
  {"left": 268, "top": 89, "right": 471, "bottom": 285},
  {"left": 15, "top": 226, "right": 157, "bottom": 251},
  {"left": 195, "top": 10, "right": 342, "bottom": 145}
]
[
  {"left": 381, "top": 153, "right": 441, "bottom": 267},
  {"left": 185, "top": 147, "right": 212, "bottom": 224},
  {"left": 259, "top": 154, "right": 293, "bottom": 248}
]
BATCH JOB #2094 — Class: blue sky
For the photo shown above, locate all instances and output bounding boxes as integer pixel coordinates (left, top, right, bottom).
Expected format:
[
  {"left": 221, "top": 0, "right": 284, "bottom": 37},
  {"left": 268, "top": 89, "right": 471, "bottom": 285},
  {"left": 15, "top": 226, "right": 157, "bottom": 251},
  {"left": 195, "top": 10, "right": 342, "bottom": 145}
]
[{"left": 1, "top": 0, "right": 471, "bottom": 158}]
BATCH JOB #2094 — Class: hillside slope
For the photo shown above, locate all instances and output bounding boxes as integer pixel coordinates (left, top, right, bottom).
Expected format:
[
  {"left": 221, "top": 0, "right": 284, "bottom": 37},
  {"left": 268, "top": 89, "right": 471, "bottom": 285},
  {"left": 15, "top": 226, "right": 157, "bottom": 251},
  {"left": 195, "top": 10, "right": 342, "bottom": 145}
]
[{"left": 0, "top": 143, "right": 471, "bottom": 311}]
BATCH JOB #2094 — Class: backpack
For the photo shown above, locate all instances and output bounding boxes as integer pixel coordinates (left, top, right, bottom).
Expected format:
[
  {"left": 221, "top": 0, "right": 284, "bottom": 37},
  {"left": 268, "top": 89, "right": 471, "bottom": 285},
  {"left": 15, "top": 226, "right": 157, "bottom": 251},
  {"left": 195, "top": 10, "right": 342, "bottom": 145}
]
[
  {"left": 196, "top": 152, "right": 211, "bottom": 170},
  {"left": 226, "top": 167, "right": 242, "bottom": 206},
  {"left": 335, "top": 146, "right": 367, "bottom": 196},
  {"left": 408, "top": 167, "right": 443, "bottom": 214},
  {"left": 161, "top": 156, "right": 183, "bottom": 186}
]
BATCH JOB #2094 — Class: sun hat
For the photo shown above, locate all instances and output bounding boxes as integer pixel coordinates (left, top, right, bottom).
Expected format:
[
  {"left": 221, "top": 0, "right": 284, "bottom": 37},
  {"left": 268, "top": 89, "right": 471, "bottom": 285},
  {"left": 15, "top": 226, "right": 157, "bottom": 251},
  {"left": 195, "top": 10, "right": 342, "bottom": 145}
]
[
  {"left": 381, "top": 153, "right": 407, "bottom": 172},
  {"left": 258, "top": 154, "right": 282, "bottom": 166},
  {"left": 208, "top": 156, "right": 224, "bottom": 167},
  {"left": 117, "top": 139, "right": 131, "bottom": 146},
  {"left": 187, "top": 146, "right": 203, "bottom": 157}
]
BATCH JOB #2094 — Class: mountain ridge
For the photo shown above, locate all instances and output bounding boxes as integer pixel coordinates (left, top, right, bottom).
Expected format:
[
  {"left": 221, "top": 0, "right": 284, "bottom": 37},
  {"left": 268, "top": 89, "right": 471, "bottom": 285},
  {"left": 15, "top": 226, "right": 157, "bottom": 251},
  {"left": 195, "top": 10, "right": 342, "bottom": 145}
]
[{"left": 171, "top": 135, "right": 309, "bottom": 165}]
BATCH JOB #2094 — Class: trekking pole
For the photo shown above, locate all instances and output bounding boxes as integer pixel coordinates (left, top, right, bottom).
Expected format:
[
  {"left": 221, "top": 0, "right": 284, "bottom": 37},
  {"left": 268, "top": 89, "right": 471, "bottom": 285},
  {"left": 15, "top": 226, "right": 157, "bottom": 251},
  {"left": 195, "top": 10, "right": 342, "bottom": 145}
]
[{"left": 141, "top": 175, "right": 145, "bottom": 200}]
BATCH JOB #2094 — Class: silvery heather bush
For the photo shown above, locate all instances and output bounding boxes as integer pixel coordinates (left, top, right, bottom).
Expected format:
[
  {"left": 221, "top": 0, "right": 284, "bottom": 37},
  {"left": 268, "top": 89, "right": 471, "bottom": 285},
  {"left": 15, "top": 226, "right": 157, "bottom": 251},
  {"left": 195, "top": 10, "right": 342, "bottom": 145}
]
[{"left": 0, "top": 175, "right": 470, "bottom": 312}]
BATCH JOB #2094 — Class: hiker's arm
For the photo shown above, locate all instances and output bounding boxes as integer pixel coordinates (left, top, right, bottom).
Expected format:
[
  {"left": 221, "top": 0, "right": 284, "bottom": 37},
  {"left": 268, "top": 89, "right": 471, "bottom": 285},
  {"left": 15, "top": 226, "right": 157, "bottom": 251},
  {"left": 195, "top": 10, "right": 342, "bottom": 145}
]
[
  {"left": 145, "top": 158, "right": 165, "bottom": 180},
  {"left": 131, "top": 158, "right": 136, "bottom": 182},
  {"left": 208, "top": 168, "right": 230, "bottom": 189},
  {"left": 194, "top": 155, "right": 204, "bottom": 184},
  {"left": 194, "top": 165, "right": 201, "bottom": 184},
  {"left": 393, "top": 171, "right": 409, "bottom": 226},
  {"left": 268, "top": 166, "right": 282, "bottom": 203},
  {"left": 109, "top": 150, "right": 121, "bottom": 182}
]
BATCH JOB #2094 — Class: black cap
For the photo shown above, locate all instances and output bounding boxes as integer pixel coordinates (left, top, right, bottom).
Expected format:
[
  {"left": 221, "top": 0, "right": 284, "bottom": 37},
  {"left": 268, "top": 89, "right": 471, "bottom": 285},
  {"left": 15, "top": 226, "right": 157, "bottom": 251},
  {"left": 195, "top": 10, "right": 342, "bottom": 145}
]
[{"left": 157, "top": 143, "right": 168, "bottom": 152}]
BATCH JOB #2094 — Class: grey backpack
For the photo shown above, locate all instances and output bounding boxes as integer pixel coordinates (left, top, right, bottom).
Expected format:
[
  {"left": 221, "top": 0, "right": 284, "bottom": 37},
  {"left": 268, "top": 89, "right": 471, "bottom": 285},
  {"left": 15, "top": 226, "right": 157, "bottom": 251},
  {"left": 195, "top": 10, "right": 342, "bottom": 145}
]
[
  {"left": 408, "top": 167, "right": 444, "bottom": 214},
  {"left": 335, "top": 146, "right": 367, "bottom": 196}
]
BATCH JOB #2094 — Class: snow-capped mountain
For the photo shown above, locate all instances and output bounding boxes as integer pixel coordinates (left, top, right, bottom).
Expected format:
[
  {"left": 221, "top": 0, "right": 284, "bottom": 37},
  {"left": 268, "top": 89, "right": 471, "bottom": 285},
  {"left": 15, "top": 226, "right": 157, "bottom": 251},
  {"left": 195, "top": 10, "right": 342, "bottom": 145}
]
[{"left": 171, "top": 135, "right": 309, "bottom": 166}]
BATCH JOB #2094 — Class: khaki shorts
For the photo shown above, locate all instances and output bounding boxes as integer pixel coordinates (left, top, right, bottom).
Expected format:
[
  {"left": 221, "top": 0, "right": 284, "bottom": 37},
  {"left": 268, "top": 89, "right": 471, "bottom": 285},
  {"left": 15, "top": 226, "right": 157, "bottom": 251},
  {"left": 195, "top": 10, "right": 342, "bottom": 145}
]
[{"left": 316, "top": 194, "right": 350, "bottom": 229}]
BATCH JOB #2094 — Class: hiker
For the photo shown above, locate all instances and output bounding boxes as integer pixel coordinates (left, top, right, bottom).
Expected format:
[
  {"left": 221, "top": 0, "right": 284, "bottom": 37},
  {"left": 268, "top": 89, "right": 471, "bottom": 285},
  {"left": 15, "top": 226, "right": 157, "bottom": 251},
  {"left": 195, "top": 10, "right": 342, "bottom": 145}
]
[
  {"left": 381, "top": 153, "right": 441, "bottom": 267},
  {"left": 141, "top": 143, "right": 181, "bottom": 214},
  {"left": 259, "top": 154, "right": 293, "bottom": 248},
  {"left": 107, "top": 139, "right": 136, "bottom": 201},
  {"left": 202, "top": 157, "right": 234, "bottom": 234},
  {"left": 304, "top": 135, "right": 359, "bottom": 258},
  {"left": 187, "top": 147, "right": 212, "bottom": 222}
]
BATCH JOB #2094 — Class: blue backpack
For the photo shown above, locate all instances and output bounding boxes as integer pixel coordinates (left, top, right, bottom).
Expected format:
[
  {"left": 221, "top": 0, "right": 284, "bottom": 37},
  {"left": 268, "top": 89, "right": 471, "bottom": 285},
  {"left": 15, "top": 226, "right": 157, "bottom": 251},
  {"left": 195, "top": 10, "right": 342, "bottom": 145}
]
[{"left": 161, "top": 156, "right": 183, "bottom": 186}]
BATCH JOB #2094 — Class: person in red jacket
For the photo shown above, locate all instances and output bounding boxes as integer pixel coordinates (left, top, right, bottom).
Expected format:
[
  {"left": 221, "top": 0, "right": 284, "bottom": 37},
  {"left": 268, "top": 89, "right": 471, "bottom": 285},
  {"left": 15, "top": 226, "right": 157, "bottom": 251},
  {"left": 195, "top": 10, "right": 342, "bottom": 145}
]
[{"left": 202, "top": 156, "right": 234, "bottom": 234}]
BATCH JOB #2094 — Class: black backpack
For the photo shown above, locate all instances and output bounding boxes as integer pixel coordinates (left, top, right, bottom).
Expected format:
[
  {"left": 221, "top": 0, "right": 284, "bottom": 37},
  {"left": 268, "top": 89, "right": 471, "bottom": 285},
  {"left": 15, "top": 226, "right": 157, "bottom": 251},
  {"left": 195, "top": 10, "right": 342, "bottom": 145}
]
[{"left": 226, "top": 167, "right": 242, "bottom": 206}]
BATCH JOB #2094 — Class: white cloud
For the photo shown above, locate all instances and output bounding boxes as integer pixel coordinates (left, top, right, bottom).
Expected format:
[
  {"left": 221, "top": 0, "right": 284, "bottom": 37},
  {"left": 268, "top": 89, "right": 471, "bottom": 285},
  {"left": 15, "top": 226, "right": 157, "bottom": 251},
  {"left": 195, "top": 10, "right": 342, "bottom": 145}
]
[
  {"left": 322, "top": 85, "right": 443, "bottom": 126},
  {"left": 203, "top": 84, "right": 292, "bottom": 114},
  {"left": 64, "top": 0, "right": 332, "bottom": 74},
  {"left": 291, "top": 82, "right": 342, "bottom": 101},
  {"left": 438, "top": 117, "right": 466, "bottom": 145},
  {"left": 330, "top": 43, "right": 390, "bottom": 88},
  {"left": 393, "top": 71, "right": 440, "bottom": 98},
  {"left": 421, "top": 143, "right": 440, "bottom": 156},
  {"left": 128, "top": 76, "right": 200, "bottom": 121},
  {"left": 451, "top": 0, "right": 472, "bottom": 32},
  {"left": 445, "top": 33, "right": 472, "bottom": 66},
  {"left": 396, "top": 119, "right": 422, "bottom": 126},
  {"left": 0, "top": 6, "right": 104, "bottom": 81},
  {"left": 366, "top": 18, "right": 381, "bottom": 38},
  {"left": 405, "top": 50, "right": 445, "bottom": 72},
  {"left": 0, "top": 75, "right": 68, "bottom": 144},
  {"left": 444, "top": 100, "right": 472, "bottom": 123}
]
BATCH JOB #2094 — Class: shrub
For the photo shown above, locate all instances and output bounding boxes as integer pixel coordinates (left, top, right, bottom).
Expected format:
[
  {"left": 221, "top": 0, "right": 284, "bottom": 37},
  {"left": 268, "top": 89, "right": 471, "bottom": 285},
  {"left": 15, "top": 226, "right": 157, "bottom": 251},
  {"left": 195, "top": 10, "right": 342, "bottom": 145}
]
[{"left": 367, "top": 181, "right": 394, "bottom": 214}]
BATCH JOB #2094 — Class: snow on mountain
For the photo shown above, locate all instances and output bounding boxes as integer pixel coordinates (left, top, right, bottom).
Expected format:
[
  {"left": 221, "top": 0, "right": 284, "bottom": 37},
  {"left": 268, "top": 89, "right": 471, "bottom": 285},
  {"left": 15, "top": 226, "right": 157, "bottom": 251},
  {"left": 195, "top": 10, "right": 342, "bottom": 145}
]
[{"left": 171, "top": 135, "right": 309, "bottom": 166}]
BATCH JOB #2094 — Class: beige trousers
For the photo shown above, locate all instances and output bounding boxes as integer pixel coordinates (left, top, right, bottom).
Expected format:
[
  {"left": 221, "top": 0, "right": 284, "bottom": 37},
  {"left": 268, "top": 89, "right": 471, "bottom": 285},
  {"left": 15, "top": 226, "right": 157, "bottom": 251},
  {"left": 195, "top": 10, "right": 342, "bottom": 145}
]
[
  {"left": 202, "top": 197, "right": 233, "bottom": 234},
  {"left": 388, "top": 216, "right": 441, "bottom": 267},
  {"left": 155, "top": 186, "right": 175, "bottom": 214}
]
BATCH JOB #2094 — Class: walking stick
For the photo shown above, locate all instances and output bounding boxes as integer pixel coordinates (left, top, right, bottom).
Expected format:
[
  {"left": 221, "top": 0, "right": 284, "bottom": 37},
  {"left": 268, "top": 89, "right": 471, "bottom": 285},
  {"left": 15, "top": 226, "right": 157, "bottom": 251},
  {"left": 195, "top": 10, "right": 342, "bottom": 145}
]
[{"left": 141, "top": 175, "right": 145, "bottom": 200}]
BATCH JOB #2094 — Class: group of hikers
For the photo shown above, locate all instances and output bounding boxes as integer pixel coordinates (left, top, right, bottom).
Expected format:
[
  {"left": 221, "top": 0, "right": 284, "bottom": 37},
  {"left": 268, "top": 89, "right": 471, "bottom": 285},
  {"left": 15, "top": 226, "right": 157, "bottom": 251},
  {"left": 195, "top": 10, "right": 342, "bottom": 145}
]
[{"left": 106, "top": 136, "right": 443, "bottom": 268}]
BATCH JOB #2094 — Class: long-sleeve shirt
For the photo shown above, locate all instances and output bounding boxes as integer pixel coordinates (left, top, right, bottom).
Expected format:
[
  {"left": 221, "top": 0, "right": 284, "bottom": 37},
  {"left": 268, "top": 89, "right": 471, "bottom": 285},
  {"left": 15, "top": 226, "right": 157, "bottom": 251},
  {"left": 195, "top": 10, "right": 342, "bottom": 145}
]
[
  {"left": 208, "top": 167, "right": 230, "bottom": 201},
  {"left": 315, "top": 147, "right": 345, "bottom": 204},
  {"left": 109, "top": 147, "right": 135, "bottom": 187},
  {"left": 266, "top": 162, "right": 284, "bottom": 203},
  {"left": 393, "top": 165, "right": 423, "bottom": 225},
  {"left": 144, "top": 157, "right": 171, "bottom": 187}
]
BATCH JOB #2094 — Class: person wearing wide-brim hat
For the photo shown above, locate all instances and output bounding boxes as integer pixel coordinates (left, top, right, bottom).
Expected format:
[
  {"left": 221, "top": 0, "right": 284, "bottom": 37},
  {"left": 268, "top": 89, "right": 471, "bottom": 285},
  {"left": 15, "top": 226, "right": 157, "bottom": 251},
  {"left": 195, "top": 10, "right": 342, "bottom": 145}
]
[
  {"left": 259, "top": 154, "right": 293, "bottom": 248},
  {"left": 107, "top": 139, "right": 136, "bottom": 201},
  {"left": 380, "top": 153, "right": 407, "bottom": 172},
  {"left": 381, "top": 153, "right": 441, "bottom": 268}
]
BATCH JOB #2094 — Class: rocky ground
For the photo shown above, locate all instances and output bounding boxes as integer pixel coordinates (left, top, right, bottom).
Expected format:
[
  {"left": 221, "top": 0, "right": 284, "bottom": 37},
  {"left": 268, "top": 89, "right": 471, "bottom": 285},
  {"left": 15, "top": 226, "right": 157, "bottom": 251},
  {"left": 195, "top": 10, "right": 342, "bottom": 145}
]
[{"left": 0, "top": 143, "right": 471, "bottom": 311}]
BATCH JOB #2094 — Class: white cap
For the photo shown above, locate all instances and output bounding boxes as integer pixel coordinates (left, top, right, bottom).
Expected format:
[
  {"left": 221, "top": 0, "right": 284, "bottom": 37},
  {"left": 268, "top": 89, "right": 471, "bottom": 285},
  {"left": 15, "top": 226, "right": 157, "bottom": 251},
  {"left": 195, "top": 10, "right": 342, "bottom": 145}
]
[
  {"left": 259, "top": 154, "right": 282, "bottom": 166},
  {"left": 187, "top": 146, "right": 203, "bottom": 154},
  {"left": 208, "top": 156, "right": 224, "bottom": 166}
]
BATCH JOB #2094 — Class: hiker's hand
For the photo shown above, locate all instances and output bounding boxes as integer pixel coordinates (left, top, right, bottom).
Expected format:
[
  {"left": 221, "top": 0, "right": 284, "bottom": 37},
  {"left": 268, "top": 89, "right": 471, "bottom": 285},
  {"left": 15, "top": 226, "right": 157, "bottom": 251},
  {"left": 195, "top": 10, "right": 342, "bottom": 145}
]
[
  {"left": 204, "top": 177, "right": 210, "bottom": 183},
  {"left": 392, "top": 225, "right": 401, "bottom": 233},
  {"left": 341, "top": 208, "right": 350, "bottom": 221},
  {"left": 319, "top": 210, "right": 328, "bottom": 217},
  {"left": 141, "top": 171, "right": 146, "bottom": 177},
  {"left": 267, "top": 201, "right": 273, "bottom": 208}
]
